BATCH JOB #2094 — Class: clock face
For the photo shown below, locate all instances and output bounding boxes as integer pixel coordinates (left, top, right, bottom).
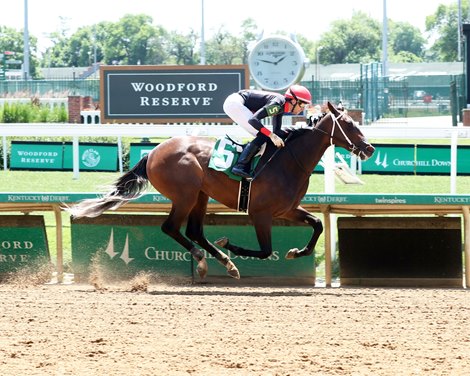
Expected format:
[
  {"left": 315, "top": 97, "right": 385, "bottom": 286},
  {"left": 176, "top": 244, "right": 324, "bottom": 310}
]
[{"left": 248, "top": 36, "right": 306, "bottom": 91}]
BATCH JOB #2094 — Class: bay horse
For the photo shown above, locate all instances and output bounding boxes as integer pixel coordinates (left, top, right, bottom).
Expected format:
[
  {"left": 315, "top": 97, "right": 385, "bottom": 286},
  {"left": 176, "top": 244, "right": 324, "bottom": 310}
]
[{"left": 66, "top": 101, "right": 375, "bottom": 280}]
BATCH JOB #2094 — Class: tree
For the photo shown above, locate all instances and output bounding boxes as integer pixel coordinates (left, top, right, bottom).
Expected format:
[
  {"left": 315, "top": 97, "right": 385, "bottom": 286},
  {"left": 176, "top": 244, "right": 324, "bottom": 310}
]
[
  {"left": 425, "top": 2, "right": 469, "bottom": 61},
  {"left": 239, "top": 18, "right": 260, "bottom": 63},
  {"left": 167, "top": 30, "right": 199, "bottom": 65},
  {"left": 317, "top": 12, "right": 382, "bottom": 64},
  {"left": 0, "top": 25, "right": 40, "bottom": 78},
  {"left": 389, "top": 21, "right": 425, "bottom": 62},
  {"left": 103, "top": 14, "right": 167, "bottom": 65},
  {"left": 205, "top": 26, "right": 244, "bottom": 65}
]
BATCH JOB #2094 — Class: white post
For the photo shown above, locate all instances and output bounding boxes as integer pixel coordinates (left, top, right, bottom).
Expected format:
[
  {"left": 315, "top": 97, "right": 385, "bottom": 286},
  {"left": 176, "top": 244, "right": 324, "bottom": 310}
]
[
  {"left": 324, "top": 145, "right": 335, "bottom": 193},
  {"left": 450, "top": 130, "right": 458, "bottom": 194},
  {"left": 200, "top": 0, "right": 206, "bottom": 65},
  {"left": 118, "top": 136, "right": 123, "bottom": 173},
  {"left": 323, "top": 145, "right": 337, "bottom": 264},
  {"left": 2, "top": 136, "right": 7, "bottom": 171},
  {"left": 350, "top": 154, "right": 357, "bottom": 175},
  {"left": 73, "top": 136, "right": 79, "bottom": 180}
]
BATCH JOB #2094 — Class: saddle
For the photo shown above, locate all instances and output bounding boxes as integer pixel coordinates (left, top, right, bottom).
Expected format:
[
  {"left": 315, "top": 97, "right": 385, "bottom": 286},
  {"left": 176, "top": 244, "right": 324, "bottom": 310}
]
[{"left": 208, "top": 135, "right": 265, "bottom": 181}]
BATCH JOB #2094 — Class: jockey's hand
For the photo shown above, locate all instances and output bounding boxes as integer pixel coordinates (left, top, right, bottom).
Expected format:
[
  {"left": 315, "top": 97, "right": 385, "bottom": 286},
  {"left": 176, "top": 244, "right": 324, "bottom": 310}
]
[{"left": 269, "top": 133, "right": 285, "bottom": 148}]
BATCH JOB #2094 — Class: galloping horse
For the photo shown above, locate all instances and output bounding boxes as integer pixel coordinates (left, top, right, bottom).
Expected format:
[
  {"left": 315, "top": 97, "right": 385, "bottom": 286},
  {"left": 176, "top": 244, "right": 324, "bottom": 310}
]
[{"left": 66, "top": 101, "right": 375, "bottom": 280}]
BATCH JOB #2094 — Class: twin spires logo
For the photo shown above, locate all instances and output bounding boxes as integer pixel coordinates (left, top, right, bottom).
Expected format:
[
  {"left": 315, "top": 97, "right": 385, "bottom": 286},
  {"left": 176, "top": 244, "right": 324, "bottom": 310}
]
[
  {"left": 104, "top": 228, "right": 134, "bottom": 265},
  {"left": 374, "top": 151, "right": 389, "bottom": 169}
]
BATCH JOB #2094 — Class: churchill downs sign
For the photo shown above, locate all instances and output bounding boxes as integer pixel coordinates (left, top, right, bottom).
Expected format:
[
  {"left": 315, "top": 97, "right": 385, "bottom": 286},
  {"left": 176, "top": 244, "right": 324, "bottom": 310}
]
[{"left": 100, "top": 65, "right": 249, "bottom": 123}]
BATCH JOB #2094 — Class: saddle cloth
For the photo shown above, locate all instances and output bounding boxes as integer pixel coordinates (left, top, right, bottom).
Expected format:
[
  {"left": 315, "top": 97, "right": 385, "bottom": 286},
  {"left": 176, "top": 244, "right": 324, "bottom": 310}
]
[{"left": 208, "top": 135, "right": 265, "bottom": 181}]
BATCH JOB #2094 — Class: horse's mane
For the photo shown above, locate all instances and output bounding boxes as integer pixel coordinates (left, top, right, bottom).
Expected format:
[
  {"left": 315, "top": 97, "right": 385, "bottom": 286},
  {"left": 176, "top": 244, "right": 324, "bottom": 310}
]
[{"left": 281, "top": 112, "right": 328, "bottom": 142}]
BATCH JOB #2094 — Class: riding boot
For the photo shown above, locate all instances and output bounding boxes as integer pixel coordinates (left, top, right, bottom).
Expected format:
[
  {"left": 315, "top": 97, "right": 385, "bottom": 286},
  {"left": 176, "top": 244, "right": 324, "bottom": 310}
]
[{"left": 231, "top": 141, "right": 260, "bottom": 179}]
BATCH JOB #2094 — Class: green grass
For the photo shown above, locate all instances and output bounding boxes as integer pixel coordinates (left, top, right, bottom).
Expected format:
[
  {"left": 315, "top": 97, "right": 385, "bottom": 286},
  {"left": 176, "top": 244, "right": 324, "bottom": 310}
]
[
  {"left": 1, "top": 170, "right": 468, "bottom": 194},
  {"left": 1, "top": 170, "right": 469, "bottom": 276}
]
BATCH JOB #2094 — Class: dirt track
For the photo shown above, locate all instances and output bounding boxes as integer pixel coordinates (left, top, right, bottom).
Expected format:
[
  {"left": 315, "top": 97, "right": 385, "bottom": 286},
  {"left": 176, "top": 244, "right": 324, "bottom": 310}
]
[{"left": 1, "top": 275, "right": 470, "bottom": 376}]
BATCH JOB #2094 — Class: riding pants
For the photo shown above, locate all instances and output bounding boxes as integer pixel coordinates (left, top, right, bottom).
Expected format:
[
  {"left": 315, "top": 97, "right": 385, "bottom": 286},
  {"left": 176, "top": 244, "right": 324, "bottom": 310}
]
[{"left": 223, "top": 93, "right": 259, "bottom": 137}]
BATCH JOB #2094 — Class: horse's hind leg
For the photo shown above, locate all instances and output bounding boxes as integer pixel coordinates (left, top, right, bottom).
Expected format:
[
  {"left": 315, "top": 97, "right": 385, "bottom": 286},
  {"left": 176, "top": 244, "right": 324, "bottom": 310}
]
[
  {"left": 215, "top": 213, "right": 274, "bottom": 259},
  {"left": 161, "top": 205, "right": 208, "bottom": 279},
  {"left": 185, "top": 192, "right": 240, "bottom": 279},
  {"left": 282, "top": 207, "right": 323, "bottom": 259}
]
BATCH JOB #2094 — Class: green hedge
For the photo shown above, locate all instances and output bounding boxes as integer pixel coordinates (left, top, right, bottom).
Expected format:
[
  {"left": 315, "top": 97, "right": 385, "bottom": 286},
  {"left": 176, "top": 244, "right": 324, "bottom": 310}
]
[{"left": 0, "top": 102, "right": 68, "bottom": 123}]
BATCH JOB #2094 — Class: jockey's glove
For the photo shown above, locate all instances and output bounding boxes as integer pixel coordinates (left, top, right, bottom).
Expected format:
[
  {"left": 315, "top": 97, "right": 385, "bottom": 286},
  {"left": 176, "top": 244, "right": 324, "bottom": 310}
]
[{"left": 269, "top": 133, "right": 285, "bottom": 147}]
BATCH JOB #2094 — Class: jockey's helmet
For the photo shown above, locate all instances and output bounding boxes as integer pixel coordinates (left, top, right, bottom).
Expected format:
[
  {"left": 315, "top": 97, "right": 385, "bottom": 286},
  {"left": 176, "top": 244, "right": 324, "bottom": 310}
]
[{"left": 285, "top": 85, "right": 312, "bottom": 104}]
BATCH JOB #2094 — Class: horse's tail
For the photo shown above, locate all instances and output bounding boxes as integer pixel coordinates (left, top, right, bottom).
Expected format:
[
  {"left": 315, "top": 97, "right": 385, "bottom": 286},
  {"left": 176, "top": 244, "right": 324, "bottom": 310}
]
[{"left": 65, "top": 155, "right": 149, "bottom": 218}]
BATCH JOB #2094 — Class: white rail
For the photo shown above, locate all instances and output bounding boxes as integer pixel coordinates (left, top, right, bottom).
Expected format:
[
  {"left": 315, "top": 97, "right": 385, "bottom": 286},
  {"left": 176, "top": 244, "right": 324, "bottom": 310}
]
[{"left": 1, "top": 123, "right": 469, "bottom": 185}]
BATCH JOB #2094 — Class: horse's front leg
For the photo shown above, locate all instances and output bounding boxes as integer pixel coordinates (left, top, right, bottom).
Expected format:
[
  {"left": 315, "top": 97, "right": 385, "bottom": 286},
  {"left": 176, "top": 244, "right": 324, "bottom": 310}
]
[
  {"left": 215, "top": 213, "right": 273, "bottom": 259},
  {"left": 283, "top": 206, "right": 323, "bottom": 259}
]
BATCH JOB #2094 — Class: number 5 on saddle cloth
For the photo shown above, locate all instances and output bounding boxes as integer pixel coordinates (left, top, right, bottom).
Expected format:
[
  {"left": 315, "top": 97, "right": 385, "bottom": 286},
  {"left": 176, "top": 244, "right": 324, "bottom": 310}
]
[
  {"left": 208, "top": 135, "right": 265, "bottom": 181},
  {"left": 208, "top": 135, "right": 266, "bottom": 212}
]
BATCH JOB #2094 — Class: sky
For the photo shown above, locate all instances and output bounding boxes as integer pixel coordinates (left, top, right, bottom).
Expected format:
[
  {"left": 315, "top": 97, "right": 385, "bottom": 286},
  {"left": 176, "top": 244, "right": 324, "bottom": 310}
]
[{"left": 0, "top": 0, "right": 458, "bottom": 54}]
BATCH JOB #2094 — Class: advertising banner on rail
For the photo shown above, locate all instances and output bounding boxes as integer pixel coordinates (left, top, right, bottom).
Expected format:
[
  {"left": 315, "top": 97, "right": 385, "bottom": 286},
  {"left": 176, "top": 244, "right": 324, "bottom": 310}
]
[
  {"left": 360, "top": 144, "right": 416, "bottom": 174},
  {"left": 0, "top": 215, "right": 50, "bottom": 276},
  {"left": 10, "top": 141, "right": 64, "bottom": 170},
  {"left": 358, "top": 144, "right": 470, "bottom": 175},
  {"left": 63, "top": 142, "right": 118, "bottom": 171},
  {"left": 9, "top": 141, "right": 118, "bottom": 171},
  {"left": 71, "top": 214, "right": 315, "bottom": 283},
  {"left": 129, "top": 143, "right": 159, "bottom": 169}
]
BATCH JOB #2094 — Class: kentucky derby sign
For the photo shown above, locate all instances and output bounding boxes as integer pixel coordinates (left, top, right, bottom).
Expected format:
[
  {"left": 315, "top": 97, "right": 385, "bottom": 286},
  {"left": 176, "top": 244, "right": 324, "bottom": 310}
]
[{"left": 100, "top": 65, "right": 249, "bottom": 124}]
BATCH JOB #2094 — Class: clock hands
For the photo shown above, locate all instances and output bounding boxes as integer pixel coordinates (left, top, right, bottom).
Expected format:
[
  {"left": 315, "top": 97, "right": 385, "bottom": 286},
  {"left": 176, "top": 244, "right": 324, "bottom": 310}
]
[
  {"left": 258, "top": 54, "right": 287, "bottom": 65},
  {"left": 274, "top": 55, "right": 286, "bottom": 64},
  {"left": 258, "top": 59, "right": 276, "bottom": 64}
]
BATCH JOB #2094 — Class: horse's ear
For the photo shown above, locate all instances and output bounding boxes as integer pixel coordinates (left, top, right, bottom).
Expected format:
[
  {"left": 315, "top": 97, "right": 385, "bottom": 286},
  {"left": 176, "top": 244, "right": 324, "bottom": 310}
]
[{"left": 327, "top": 101, "right": 340, "bottom": 116}]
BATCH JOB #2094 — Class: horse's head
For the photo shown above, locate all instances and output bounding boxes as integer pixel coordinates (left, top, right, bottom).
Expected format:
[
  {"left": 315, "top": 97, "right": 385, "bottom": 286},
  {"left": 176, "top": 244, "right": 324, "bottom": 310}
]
[{"left": 320, "top": 101, "right": 375, "bottom": 160}]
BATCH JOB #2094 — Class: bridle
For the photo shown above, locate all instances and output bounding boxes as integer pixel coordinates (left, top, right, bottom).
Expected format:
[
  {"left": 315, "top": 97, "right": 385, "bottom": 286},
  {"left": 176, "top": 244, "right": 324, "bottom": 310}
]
[
  {"left": 319, "top": 111, "right": 367, "bottom": 159},
  {"left": 252, "top": 109, "right": 369, "bottom": 181}
]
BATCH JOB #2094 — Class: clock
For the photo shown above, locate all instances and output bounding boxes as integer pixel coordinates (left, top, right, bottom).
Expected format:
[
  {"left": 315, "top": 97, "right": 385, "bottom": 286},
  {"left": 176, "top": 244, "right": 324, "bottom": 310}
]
[{"left": 248, "top": 34, "right": 308, "bottom": 91}]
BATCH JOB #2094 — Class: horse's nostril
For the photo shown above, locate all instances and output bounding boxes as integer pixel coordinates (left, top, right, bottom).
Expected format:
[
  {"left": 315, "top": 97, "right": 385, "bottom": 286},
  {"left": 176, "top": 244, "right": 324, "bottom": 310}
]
[{"left": 367, "top": 145, "right": 376, "bottom": 154}]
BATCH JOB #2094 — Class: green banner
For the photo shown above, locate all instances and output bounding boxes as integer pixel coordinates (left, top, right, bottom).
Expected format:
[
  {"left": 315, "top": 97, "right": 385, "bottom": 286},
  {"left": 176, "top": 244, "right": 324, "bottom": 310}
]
[
  {"left": 415, "top": 145, "right": 449, "bottom": 174},
  {"left": 416, "top": 145, "right": 470, "bottom": 174},
  {"left": 10, "top": 141, "right": 64, "bottom": 170},
  {"left": 63, "top": 142, "right": 118, "bottom": 171},
  {"left": 1, "top": 192, "right": 470, "bottom": 206},
  {"left": 129, "top": 143, "right": 158, "bottom": 168},
  {"left": 313, "top": 144, "right": 470, "bottom": 175},
  {"left": 71, "top": 214, "right": 315, "bottom": 282},
  {"left": 0, "top": 215, "right": 50, "bottom": 274},
  {"left": 361, "top": 144, "right": 415, "bottom": 174}
]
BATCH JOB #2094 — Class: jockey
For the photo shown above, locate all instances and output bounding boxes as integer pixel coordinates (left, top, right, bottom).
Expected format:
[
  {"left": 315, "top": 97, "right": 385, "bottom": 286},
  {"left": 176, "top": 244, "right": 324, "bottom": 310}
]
[{"left": 223, "top": 84, "right": 312, "bottom": 179}]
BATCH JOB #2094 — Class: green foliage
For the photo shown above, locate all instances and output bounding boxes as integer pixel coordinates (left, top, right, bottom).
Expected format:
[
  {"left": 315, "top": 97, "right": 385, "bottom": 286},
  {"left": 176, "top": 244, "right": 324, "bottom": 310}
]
[
  {"left": 0, "top": 102, "right": 68, "bottom": 123},
  {"left": 314, "top": 11, "right": 427, "bottom": 65},
  {"left": 425, "top": 3, "right": 469, "bottom": 62},
  {"left": 0, "top": 25, "right": 41, "bottom": 78}
]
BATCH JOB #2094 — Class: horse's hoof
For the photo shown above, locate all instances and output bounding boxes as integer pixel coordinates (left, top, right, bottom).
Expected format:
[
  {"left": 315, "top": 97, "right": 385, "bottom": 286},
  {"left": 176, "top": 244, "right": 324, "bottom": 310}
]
[
  {"left": 226, "top": 260, "right": 240, "bottom": 280},
  {"left": 214, "top": 237, "right": 228, "bottom": 248},
  {"left": 196, "top": 258, "right": 208, "bottom": 279},
  {"left": 285, "top": 248, "right": 300, "bottom": 259}
]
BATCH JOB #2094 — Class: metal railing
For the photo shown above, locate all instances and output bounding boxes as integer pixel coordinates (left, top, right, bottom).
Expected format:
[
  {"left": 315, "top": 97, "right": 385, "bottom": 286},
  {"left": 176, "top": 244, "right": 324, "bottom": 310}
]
[{"left": 0, "top": 74, "right": 466, "bottom": 121}]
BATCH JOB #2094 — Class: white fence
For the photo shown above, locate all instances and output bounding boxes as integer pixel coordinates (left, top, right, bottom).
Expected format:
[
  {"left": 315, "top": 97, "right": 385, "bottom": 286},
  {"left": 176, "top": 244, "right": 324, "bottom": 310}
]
[{"left": 1, "top": 122, "right": 469, "bottom": 191}]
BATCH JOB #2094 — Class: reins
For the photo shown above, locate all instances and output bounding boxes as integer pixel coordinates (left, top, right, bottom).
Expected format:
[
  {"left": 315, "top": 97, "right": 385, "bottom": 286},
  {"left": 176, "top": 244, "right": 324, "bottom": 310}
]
[
  {"left": 251, "top": 132, "right": 294, "bottom": 181},
  {"left": 250, "top": 111, "right": 362, "bottom": 181}
]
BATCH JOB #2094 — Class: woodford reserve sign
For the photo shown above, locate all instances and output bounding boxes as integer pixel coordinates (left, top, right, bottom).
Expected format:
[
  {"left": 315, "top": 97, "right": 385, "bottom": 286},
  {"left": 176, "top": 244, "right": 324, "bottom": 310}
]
[{"left": 100, "top": 65, "right": 249, "bottom": 123}]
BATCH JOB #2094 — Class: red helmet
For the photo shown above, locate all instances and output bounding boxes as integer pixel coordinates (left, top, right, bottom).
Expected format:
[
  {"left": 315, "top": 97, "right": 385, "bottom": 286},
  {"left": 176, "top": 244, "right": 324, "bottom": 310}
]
[{"left": 285, "top": 85, "right": 312, "bottom": 104}]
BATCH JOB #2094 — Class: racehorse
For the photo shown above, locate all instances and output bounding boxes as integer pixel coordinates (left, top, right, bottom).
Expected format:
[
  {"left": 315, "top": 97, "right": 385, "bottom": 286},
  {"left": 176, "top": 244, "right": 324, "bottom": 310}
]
[{"left": 66, "top": 101, "right": 375, "bottom": 280}]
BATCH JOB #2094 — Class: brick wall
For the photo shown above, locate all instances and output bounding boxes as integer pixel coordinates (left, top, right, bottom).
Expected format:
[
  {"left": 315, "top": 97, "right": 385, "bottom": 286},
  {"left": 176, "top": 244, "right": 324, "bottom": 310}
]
[{"left": 68, "top": 96, "right": 96, "bottom": 123}]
